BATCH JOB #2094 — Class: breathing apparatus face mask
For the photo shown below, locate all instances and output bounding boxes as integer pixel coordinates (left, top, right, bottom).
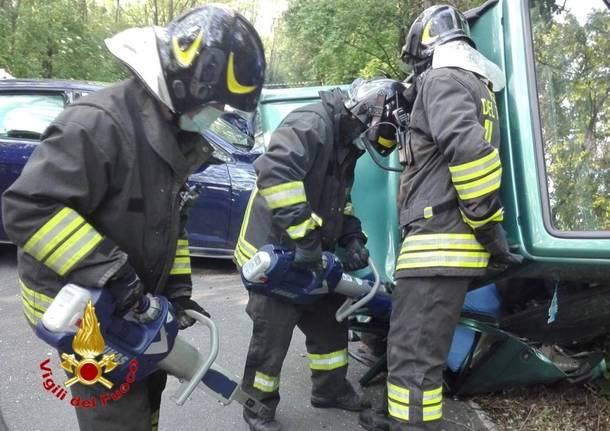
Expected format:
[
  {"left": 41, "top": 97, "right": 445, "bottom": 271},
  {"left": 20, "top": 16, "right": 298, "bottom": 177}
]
[
  {"left": 178, "top": 105, "right": 224, "bottom": 133},
  {"left": 358, "top": 119, "right": 408, "bottom": 173}
]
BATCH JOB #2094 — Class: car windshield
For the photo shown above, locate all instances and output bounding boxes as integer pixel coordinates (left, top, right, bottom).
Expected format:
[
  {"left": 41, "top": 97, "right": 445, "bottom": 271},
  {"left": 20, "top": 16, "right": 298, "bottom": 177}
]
[
  {"left": 0, "top": 93, "right": 64, "bottom": 139},
  {"left": 208, "top": 118, "right": 254, "bottom": 152}
]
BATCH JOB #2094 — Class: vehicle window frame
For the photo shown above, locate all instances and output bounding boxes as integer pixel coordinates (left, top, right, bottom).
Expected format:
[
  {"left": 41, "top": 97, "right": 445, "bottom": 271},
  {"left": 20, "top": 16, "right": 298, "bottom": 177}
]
[
  {"left": 523, "top": 0, "right": 610, "bottom": 239},
  {"left": 0, "top": 90, "right": 68, "bottom": 142}
]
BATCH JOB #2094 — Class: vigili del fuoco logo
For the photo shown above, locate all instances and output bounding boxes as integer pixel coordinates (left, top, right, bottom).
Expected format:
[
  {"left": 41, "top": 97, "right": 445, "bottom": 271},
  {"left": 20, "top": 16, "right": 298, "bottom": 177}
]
[{"left": 39, "top": 300, "right": 139, "bottom": 408}]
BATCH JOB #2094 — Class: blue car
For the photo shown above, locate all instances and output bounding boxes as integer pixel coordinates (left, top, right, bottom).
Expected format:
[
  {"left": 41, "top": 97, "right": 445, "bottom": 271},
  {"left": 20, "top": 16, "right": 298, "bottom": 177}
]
[{"left": 0, "top": 79, "right": 260, "bottom": 258}]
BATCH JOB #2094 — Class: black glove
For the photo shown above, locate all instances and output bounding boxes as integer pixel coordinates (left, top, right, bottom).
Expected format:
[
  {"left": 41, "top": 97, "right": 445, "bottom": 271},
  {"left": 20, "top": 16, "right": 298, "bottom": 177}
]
[
  {"left": 342, "top": 237, "right": 370, "bottom": 272},
  {"left": 170, "top": 296, "right": 210, "bottom": 330},
  {"left": 474, "top": 223, "right": 523, "bottom": 266},
  {"left": 105, "top": 264, "right": 145, "bottom": 316},
  {"left": 293, "top": 241, "right": 324, "bottom": 274}
]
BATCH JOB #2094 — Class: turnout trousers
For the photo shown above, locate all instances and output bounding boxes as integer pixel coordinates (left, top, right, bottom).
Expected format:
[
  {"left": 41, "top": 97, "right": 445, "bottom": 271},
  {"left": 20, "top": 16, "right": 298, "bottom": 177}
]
[
  {"left": 68, "top": 368, "right": 167, "bottom": 431},
  {"left": 387, "top": 277, "right": 470, "bottom": 431},
  {"left": 242, "top": 291, "right": 352, "bottom": 418}
]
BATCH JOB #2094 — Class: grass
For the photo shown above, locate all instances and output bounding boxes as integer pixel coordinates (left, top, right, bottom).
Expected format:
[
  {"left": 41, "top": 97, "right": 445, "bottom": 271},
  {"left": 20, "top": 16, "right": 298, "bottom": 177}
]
[{"left": 472, "top": 384, "right": 610, "bottom": 431}]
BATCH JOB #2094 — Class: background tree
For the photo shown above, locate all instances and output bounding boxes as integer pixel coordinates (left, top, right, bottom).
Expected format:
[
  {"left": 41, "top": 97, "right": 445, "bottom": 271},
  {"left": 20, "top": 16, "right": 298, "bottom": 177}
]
[{"left": 532, "top": 2, "right": 610, "bottom": 231}]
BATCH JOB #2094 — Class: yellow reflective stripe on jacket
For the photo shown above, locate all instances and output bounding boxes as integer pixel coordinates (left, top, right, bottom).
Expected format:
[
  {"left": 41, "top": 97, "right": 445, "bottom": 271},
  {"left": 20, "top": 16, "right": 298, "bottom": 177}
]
[
  {"left": 308, "top": 348, "right": 348, "bottom": 370},
  {"left": 24, "top": 207, "right": 84, "bottom": 261},
  {"left": 460, "top": 208, "right": 504, "bottom": 229},
  {"left": 22, "top": 302, "right": 41, "bottom": 325},
  {"left": 388, "top": 399, "right": 410, "bottom": 421},
  {"left": 19, "top": 279, "right": 53, "bottom": 307},
  {"left": 387, "top": 382, "right": 410, "bottom": 404},
  {"left": 44, "top": 224, "right": 103, "bottom": 276},
  {"left": 20, "top": 278, "right": 48, "bottom": 325},
  {"left": 453, "top": 167, "right": 502, "bottom": 201},
  {"left": 234, "top": 187, "right": 258, "bottom": 265},
  {"left": 448, "top": 149, "right": 500, "bottom": 183},
  {"left": 400, "top": 233, "right": 485, "bottom": 253},
  {"left": 422, "top": 387, "right": 442, "bottom": 405},
  {"left": 286, "top": 213, "right": 323, "bottom": 240},
  {"left": 423, "top": 403, "right": 443, "bottom": 421},
  {"left": 235, "top": 244, "right": 251, "bottom": 267},
  {"left": 170, "top": 257, "right": 191, "bottom": 275},
  {"left": 253, "top": 371, "right": 279, "bottom": 392},
  {"left": 259, "top": 181, "right": 306, "bottom": 209},
  {"left": 396, "top": 250, "right": 489, "bottom": 270},
  {"left": 343, "top": 202, "right": 354, "bottom": 216}
]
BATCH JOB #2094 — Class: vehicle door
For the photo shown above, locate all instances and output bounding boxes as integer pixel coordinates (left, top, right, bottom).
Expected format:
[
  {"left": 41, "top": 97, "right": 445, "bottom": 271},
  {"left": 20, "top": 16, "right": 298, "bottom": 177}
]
[{"left": 186, "top": 138, "right": 233, "bottom": 255}]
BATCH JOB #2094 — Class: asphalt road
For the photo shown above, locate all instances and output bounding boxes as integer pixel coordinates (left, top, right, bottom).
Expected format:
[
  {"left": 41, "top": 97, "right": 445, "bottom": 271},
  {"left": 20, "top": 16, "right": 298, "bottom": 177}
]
[{"left": 0, "top": 246, "right": 493, "bottom": 431}]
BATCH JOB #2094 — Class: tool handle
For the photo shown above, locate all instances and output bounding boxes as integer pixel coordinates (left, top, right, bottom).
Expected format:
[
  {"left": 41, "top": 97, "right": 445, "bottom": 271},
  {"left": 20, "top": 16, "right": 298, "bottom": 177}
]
[
  {"left": 172, "top": 310, "right": 219, "bottom": 405},
  {"left": 335, "top": 257, "right": 380, "bottom": 322}
]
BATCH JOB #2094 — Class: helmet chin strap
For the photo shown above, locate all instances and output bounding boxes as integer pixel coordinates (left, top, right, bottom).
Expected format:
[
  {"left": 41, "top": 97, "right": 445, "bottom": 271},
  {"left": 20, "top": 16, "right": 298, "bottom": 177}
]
[{"left": 357, "top": 121, "right": 404, "bottom": 173}]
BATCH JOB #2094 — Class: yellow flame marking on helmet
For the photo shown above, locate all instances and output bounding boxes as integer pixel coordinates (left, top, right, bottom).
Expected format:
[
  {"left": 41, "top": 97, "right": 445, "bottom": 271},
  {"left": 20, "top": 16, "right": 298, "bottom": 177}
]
[
  {"left": 227, "top": 52, "right": 257, "bottom": 95},
  {"left": 421, "top": 20, "right": 439, "bottom": 45},
  {"left": 378, "top": 136, "right": 397, "bottom": 148},
  {"left": 172, "top": 30, "right": 203, "bottom": 68}
]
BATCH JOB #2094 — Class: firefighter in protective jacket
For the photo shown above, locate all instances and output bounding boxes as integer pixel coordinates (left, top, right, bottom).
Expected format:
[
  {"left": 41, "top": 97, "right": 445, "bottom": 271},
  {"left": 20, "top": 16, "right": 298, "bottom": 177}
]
[
  {"left": 1, "top": 5, "right": 265, "bottom": 431},
  {"left": 359, "top": 5, "right": 522, "bottom": 431},
  {"left": 235, "top": 78, "right": 410, "bottom": 431}
]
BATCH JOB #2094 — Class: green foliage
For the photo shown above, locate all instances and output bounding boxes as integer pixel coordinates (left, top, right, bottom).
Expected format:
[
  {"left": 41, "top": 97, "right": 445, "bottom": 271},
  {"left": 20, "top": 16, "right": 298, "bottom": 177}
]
[
  {"left": 271, "top": 0, "right": 481, "bottom": 86},
  {"left": 532, "top": 3, "right": 610, "bottom": 231}
]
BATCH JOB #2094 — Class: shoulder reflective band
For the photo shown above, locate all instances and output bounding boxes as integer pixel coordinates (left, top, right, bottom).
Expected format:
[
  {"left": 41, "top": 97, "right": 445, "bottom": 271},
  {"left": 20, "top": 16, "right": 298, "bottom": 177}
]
[
  {"left": 308, "top": 348, "right": 348, "bottom": 371},
  {"left": 253, "top": 371, "right": 279, "bottom": 392},
  {"left": 286, "top": 213, "right": 323, "bottom": 240},
  {"left": 259, "top": 181, "right": 307, "bottom": 210},
  {"left": 449, "top": 149, "right": 502, "bottom": 201}
]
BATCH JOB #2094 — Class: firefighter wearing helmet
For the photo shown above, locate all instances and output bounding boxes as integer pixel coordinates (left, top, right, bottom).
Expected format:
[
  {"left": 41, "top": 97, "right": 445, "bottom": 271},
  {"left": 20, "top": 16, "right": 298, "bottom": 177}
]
[
  {"left": 359, "top": 5, "right": 521, "bottom": 431},
  {"left": 235, "top": 77, "right": 410, "bottom": 431},
  {"left": 2, "top": 4, "right": 265, "bottom": 430}
]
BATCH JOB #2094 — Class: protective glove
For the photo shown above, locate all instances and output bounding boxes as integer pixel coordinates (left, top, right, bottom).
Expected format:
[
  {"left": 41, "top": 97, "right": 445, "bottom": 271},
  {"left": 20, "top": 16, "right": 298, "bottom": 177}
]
[
  {"left": 105, "top": 264, "right": 145, "bottom": 316},
  {"left": 293, "top": 241, "right": 324, "bottom": 275},
  {"left": 170, "top": 296, "right": 210, "bottom": 330},
  {"left": 342, "top": 237, "right": 370, "bottom": 272},
  {"left": 474, "top": 223, "right": 524, "bottom": 267}
]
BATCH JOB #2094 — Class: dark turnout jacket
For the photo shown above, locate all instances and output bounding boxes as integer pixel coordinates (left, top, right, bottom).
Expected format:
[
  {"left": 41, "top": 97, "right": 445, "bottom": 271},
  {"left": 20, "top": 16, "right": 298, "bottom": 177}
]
[
  {"left": 234, "top": 89, "right": 366, "bottom": 266},
  {"left": 396, "top": 67, "right": 505, "bottom": 278},
  {"left": 2, "top": 79, "right": 211, "bottom": 325}
]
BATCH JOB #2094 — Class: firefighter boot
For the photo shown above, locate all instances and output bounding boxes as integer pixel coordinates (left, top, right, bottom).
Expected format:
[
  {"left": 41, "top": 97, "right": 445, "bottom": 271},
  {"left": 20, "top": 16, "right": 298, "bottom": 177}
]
[
  {"left": 243, "top": 410, "right": 282, "bottom": 431},
  {"left": 311, "top": 390, "right": 371, "bottom": 412},
  {"left": 359, "top": 408, "right": 391, "bottom": 431}
]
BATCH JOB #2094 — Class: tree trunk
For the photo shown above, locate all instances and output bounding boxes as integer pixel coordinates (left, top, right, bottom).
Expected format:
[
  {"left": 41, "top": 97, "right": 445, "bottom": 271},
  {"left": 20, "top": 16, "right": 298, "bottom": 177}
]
[
  {"left": 42, "top": 39, "right": 54, "bottom": 78},
  {"left": 115, "top": 0, "right": 120, "bottom": 23}
]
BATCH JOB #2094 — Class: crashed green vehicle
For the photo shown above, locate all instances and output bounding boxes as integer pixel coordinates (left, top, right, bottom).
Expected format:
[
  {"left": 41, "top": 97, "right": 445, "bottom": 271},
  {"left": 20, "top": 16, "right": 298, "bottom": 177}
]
[{"left": 257, "top": 0, "right": 610, "bottom": 395}]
